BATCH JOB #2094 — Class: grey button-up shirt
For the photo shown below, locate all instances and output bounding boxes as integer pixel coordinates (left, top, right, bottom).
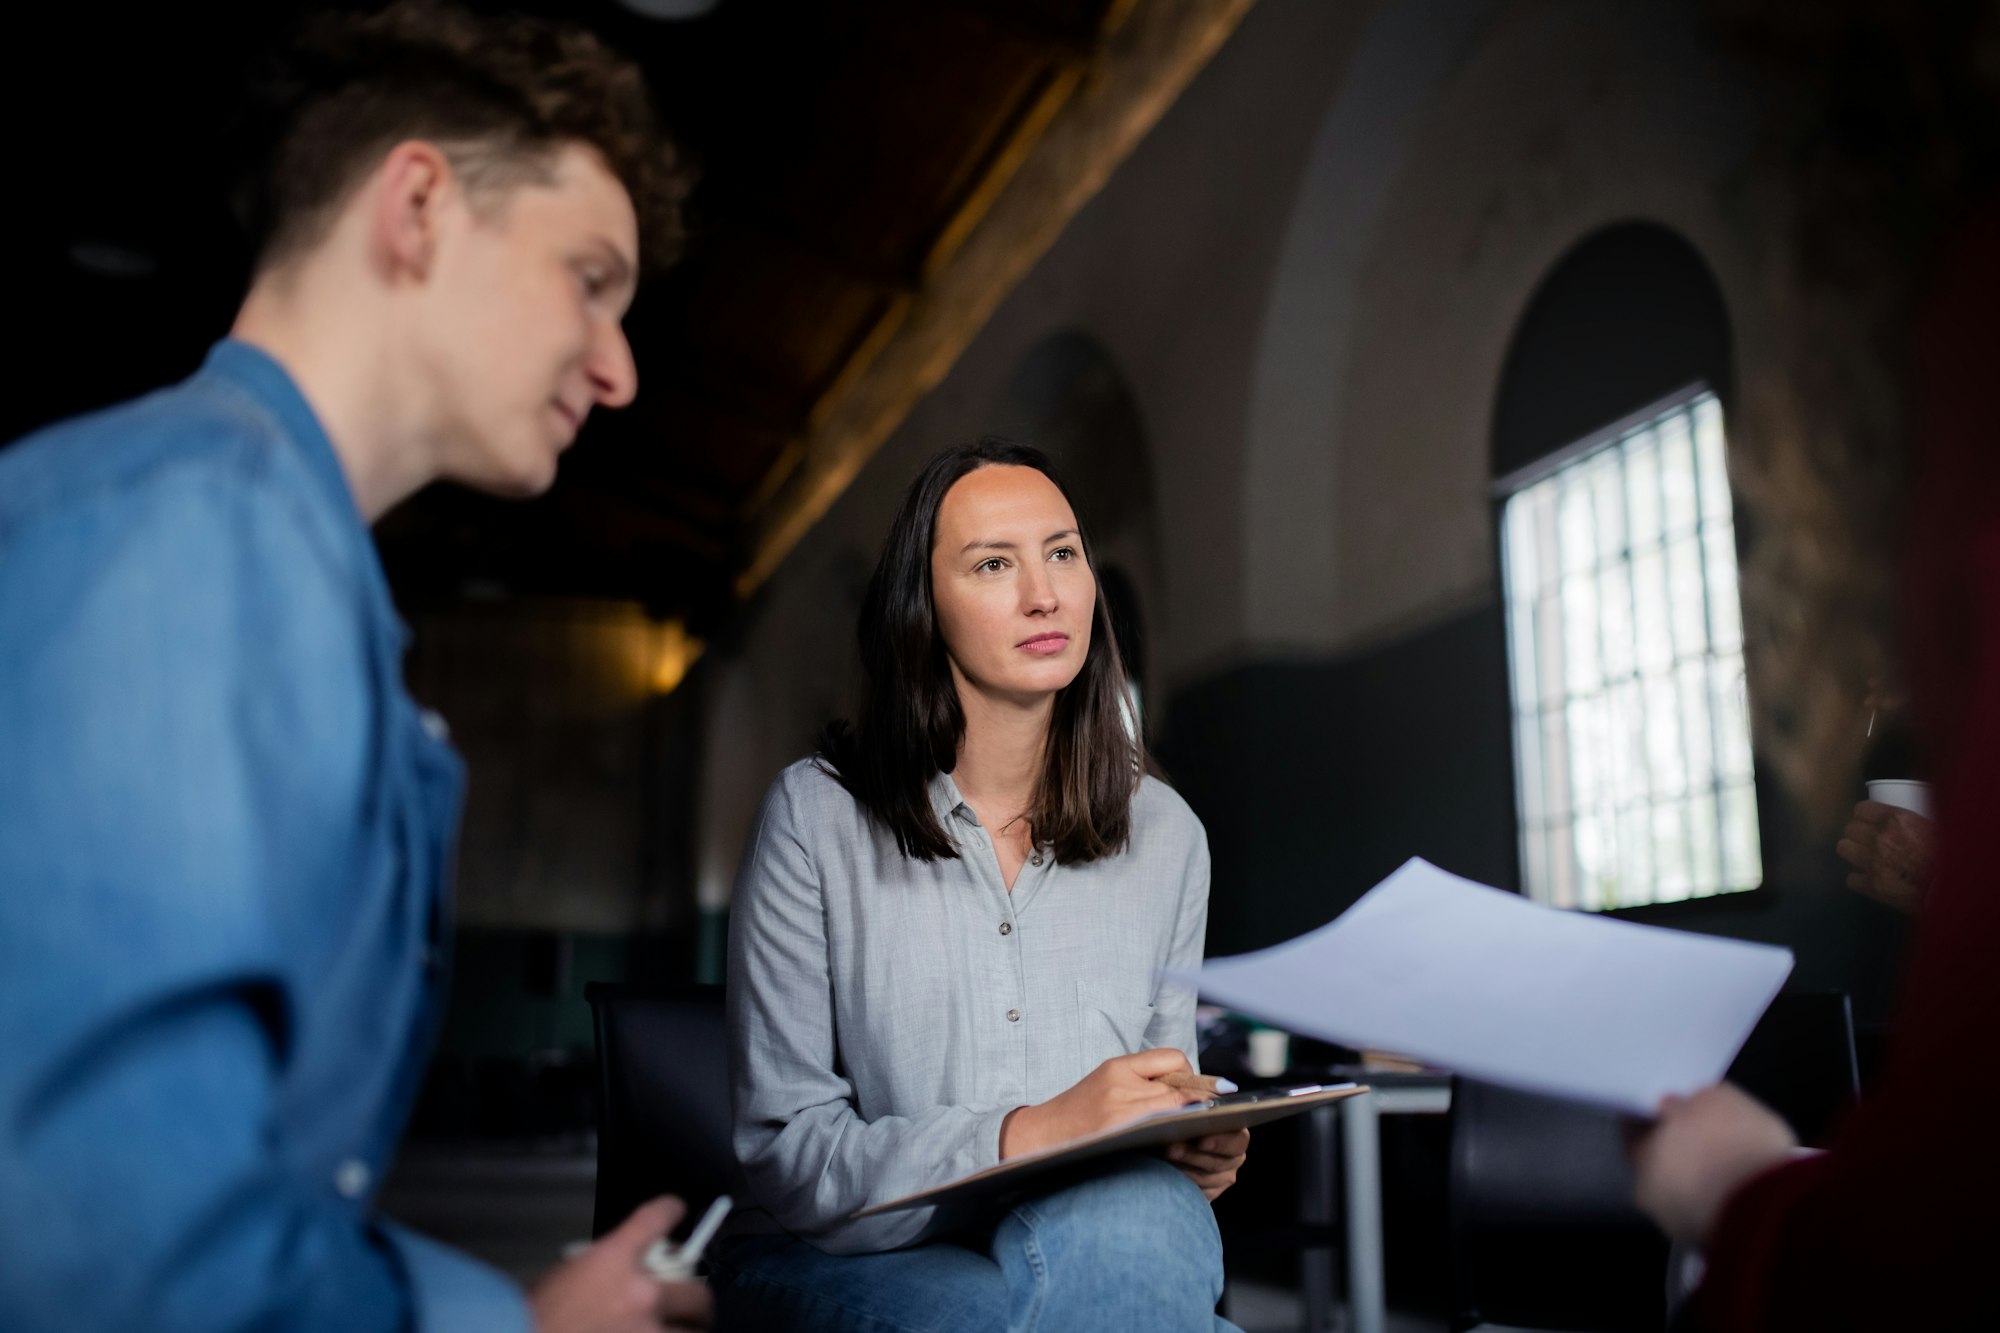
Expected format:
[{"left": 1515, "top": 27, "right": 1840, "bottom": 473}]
[{"left": 726, "top": 759, "right": 1211, "bottom": 1254}]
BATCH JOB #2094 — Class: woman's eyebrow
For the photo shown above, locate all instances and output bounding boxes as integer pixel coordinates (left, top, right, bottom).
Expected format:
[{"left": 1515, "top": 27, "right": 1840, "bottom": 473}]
[{"left": 958, "top": 529, "right": 1079, "bottom": 556}]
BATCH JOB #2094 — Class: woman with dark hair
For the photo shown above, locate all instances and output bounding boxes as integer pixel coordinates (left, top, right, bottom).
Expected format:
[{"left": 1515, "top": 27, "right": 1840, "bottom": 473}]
[{"left": 713, "top": 440, "right": 1247, "bottom": 1331}]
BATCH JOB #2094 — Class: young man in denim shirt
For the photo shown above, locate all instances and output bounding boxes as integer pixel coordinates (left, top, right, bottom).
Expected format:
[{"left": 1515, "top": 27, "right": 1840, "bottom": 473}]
[{"left": 0, "top": 5, "right": 704, "bottom": 1330}]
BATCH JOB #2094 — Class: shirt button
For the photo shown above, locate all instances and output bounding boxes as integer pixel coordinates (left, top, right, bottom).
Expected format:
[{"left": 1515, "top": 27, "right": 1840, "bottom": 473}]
[
  {"left": 334, "top": 1159, "right": 372, "bottom": 1199},
  {"left": 1007, "top": 1008, "right": 1021, "bottom": 1023},
  {"left": 999, "top": 921, "right": 1013, "bottom": 936}
]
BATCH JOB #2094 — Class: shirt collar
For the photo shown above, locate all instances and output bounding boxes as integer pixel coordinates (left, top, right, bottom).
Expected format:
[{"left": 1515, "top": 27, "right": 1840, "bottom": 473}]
[
  {"left": 196, "top": 338, "right": 364, "bottom": 529},
  {"left": 928, "top": 770, "right": 980, "bottom": 827},
  {"left": 195, "top": 338, "right": 406, "bottom": 655}
]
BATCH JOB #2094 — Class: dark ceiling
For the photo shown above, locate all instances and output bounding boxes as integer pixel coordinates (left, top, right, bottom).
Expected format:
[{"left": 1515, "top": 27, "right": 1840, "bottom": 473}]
[{"left": 6, "top": 0, "right": 1242, "bottom": 629}]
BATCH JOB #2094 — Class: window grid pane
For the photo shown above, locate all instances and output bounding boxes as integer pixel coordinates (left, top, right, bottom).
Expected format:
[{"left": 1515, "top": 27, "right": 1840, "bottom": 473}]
[{"left": 1501, "top": 389, "right": 1762, "bottom": 909}]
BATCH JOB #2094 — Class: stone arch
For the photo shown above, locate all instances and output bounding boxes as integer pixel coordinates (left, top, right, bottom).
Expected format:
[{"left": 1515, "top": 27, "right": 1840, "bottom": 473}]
[
  {"left": 1492, "top": 221, "right": 1734, "bottom": 479},
  {"left": 1236, "top": 0, "right": 1774, "bottom": 654},
  {"left": 1237, "top": 0, "right": 1508, "bottom": 650}
]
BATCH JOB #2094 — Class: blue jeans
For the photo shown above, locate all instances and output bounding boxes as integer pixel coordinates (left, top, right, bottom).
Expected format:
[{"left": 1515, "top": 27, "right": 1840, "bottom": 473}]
[{"left": 712, "top": 1158, "right": 1242, "bottom": 1332}]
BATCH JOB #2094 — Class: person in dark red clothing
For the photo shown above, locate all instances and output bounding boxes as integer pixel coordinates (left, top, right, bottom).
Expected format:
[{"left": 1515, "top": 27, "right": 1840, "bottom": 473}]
[
  {"left": 1628, "top": 6, "right": 2000, "bottom": 1327},
  {"left": 1631, "top": 182, "right": 2000, "bottom": 1333},
  {"left": 1634, "top": 200, "right": 2000, "bottom": 1332}
]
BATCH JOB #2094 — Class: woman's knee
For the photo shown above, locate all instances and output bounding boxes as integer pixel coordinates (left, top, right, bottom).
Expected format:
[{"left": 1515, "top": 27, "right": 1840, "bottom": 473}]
[
  {"left": 993, "top": 1159, "right": 1226, "bottom": 1328},
  {"left": 1016, "top": 1157, "right": 1222, "bottom": 1266}
]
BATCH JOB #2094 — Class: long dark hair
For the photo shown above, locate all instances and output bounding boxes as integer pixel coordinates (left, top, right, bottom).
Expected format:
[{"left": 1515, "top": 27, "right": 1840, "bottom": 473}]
[{"left": 818, "top": 439, "right": 1147, "bottom": 863}]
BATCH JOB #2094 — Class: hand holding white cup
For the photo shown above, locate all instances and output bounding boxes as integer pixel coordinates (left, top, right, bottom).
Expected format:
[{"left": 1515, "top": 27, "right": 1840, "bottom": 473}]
[
  {"left": 1840, "top": 783, "right": 1938, "bottom": 914},
  {"left": 1864, "top": 779, "right": 1932, "bottom": 818}
]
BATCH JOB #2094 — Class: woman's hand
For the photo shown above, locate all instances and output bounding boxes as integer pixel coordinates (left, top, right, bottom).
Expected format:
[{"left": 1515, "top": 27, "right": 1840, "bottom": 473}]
[
  {"left": 1001, "top": 1048, "right": 1210, "bottom": 1159},
  {"left": 1167, "top": 1127, "right": 1250, "bottom": 1201},
  {"left": 1836, "top": 800, "right": 1938, "bottom": 913},
  {"left": 1630, "top": 1084, "right": 1797, "bottom": 1247}
]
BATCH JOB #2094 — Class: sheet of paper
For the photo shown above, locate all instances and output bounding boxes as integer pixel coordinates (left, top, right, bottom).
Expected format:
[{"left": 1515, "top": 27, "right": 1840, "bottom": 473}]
[{"left": 1176, "top": 858, "right": 1793, "bottom": 1115}]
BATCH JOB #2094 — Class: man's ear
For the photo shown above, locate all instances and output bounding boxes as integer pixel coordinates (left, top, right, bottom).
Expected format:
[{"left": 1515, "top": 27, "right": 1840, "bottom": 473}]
[{"left": 367, "top": 140, "right": 455, "bottom": 283}]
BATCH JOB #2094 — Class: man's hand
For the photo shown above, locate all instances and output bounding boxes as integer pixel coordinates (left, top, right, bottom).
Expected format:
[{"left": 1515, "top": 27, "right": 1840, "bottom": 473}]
[
  {"left": 531, "top": 1196, "right": 713, "bottom": 1333},
  {"left": 1630, "top": 1084, "right": 1797, "bottom": 1248},
  {"left": 1001, "top": 1049, "right": 1210, "bottom": 1159},
  {"left": 1836, "top": 799, "right": 1938, "bottom": 913},
  {"left": 1167, "top": 1127, "right": 1250, "bottom": 1201}
]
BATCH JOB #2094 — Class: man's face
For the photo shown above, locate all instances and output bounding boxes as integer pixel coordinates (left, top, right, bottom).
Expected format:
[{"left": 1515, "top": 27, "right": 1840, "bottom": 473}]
[{"left": 420, "top": 142, "right": 641, "bottom": 497}]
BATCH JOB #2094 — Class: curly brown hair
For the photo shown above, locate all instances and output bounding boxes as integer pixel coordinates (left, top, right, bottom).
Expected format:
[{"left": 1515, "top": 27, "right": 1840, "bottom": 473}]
[{"left": 234, "top": 0, "right": 690, "bottom": 276}]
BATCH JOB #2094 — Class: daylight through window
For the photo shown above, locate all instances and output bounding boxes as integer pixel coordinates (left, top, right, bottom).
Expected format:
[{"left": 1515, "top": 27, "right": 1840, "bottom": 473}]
[{"left": 1500, "top": 388, "right": 1760, "bottom": 910}]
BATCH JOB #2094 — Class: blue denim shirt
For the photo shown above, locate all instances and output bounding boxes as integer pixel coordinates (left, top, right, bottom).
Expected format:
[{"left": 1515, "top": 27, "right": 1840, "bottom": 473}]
[{"left": 0, "top": 341, "right": 529, "bottom": 1331}]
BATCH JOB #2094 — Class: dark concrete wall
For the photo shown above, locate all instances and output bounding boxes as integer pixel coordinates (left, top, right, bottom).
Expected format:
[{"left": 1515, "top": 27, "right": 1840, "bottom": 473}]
[
  {"left": 1158, "top": 601, "right": 1915, "bottom": 1030},
  {"left": 1158, "top": 601, "right": 1519, "bottom": 956}
]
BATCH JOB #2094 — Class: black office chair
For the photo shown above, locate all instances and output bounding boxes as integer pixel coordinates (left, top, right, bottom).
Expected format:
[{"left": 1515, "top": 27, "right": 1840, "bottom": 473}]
[
  {"left": 584, "top": 982, "right": 737, "bottom": 1238},
  {"left": 1723, "top": 990, "right": 1859, "bottom": 1146},
  {"left": 1449, "top": 1080, "right": 1667, "bottom": 1332},
  {"left": 1447, "top": 990, "right": 1860, "bottom": 1332}
]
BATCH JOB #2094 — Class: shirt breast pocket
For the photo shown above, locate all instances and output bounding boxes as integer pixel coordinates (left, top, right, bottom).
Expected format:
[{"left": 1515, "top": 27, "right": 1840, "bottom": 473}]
[{"left": 1074, "top": 980, "right": 1157, "bottom": 1081}]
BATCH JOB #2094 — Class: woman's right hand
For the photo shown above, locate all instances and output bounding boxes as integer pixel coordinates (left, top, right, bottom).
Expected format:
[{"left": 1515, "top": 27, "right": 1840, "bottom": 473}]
[{"left": 1000, "top": 1048, "right": 1211, "bottom": 1158}]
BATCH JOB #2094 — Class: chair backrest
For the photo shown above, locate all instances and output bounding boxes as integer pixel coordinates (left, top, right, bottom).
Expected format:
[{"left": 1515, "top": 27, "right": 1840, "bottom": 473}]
[
  {"left": 1447, "top": 989, "right": 1860, "bottom": 1332},
  {"left": 1449, "top": 1080, "right": 1668, "bottom": 1333},
  {"left": 1723, "top": 990, "right": 1860, "bottom": 1145},
  {"left": 585, "top": 982, "right": 736, "bottom": 1238}
]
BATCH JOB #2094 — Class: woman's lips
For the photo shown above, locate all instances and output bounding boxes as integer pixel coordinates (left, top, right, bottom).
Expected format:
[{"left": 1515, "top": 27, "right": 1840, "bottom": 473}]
[{"left": 1018, "top": 633, "right": 1069, "bottom": 655}]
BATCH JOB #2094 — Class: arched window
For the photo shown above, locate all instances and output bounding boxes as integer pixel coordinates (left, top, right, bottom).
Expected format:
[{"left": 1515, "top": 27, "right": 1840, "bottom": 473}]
[{"left": 1494, "top": 224, "right": 1759, "bottom": 909}]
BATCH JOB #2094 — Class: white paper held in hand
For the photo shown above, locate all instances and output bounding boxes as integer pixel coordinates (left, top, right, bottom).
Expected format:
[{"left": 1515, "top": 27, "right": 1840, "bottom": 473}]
[{"left": 1172, "top": 858, "right": 1792, "bottom": 1115}]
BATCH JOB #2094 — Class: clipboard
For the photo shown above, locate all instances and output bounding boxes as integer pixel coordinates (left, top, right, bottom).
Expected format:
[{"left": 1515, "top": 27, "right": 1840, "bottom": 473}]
[{"left": 852, "top": 1082, "right": 1367, "bottom": 1218}]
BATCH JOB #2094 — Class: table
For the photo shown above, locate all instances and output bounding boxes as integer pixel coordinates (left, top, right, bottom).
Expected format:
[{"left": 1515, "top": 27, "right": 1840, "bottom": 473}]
[{"left": 1297, "top": 1071, "right": 1453, "bottom": 1333}]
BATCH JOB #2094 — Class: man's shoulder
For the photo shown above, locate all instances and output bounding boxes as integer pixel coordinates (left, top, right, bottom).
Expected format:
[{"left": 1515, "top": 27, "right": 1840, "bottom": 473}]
[
  {"left": 0, "top": 371, "right": 359, "bottom": 601},
  {"left": 0, "top": 372, "right": 303, "bottom": 528}
]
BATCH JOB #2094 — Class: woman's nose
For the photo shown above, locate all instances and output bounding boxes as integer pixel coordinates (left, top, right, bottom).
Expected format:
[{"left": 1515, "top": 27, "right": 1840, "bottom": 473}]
[{"left": 1021, "top": 564, "right": 1059, "bottom": 613}]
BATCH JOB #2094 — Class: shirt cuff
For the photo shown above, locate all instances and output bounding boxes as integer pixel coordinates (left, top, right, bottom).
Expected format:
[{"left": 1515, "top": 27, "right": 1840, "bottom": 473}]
[
  {"left": 977, "top": 1104, "right": 1014, "bottom": 1170},
  {"left": 379, "top": 1219, "right": 533, "bottom": 1333},
  {"left": 814, "top": 1105, "right": 1019, "bottom": 1256}
]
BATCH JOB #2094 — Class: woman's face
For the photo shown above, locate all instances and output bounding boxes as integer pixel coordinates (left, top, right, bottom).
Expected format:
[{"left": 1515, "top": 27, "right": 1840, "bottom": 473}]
[{"left": 929, "top": 464, "right": 1095, "bottom": 707}]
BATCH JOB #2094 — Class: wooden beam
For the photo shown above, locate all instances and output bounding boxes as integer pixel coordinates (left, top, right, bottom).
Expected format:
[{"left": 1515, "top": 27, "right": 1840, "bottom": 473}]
[
  {"left": 918, "top": 60, "right": 1086, "bottom": 283},
  {"left": 950, "top": 0, "right": 1142, "bottom": 55},
  {"left": 735, "top": 0, "right": 1256, "bottom": 598}
]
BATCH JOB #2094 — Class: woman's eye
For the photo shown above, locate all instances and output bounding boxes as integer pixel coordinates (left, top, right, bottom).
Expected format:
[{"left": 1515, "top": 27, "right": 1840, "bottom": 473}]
[
  {"left": 1050, "top": 546, "right": 1077, "bottom": 562},
  {"left": 979, "top": 558, "right": 1006, "bottom": 574}
]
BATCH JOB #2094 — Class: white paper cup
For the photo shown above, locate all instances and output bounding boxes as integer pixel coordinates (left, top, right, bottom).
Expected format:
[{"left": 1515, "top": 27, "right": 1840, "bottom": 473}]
[
  {"left": 1866, "top": 779, "right": 1933, "bottom": 819},
  {"left": 1246, "top": 1028, "right": 1289, "bottom": 1078}
]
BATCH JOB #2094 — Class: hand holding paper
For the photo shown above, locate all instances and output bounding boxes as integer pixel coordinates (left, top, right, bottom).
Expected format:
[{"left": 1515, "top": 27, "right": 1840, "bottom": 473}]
[{"left": 1176, "top": 858, "right": 1793, "bottom": 1115}]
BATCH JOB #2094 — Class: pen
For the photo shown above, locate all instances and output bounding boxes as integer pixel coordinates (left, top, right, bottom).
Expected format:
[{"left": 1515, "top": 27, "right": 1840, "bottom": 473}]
[{"left": 643, "top": 1194, "right": 733, "bottom": 1283}]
